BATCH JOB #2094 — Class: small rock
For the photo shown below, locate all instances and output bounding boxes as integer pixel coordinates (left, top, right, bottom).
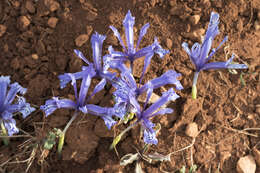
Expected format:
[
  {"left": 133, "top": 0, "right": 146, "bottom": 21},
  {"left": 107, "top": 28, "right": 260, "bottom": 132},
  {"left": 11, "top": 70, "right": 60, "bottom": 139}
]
[
  {"left": 25, "top": 0, "right": 35, "bottom": 13},
  {"left": 184, "top": 28, "right": 205, "bottom": 41},
  {"left": 31, "top": 54, "right": 38, "bottom": 60},
  {"left": 19, "top": 16, "right": 30, "bottom": 29},
  {"left": 86, "top": 11, "right": 98, "bottom": 21},
  {"left": 236, "top": 155, "right": 256, "bottom": 173},
  {"left": 189, "top": 15, "right": 200, "bottom": 25},
  {"left": 254, "top": 21, "right": 260, "bottom": 31},
  {"left": 166, "top": 38, "right": 173, "bottom": 49},
  {"left": 44, "top": 0, "right": 60, "bottom": 12},
  {"left": 75, "top": 34, "right": 89, "bottom": 47},
  {"left": 253, "top": 148, "right": 260, "bottom": 166},
  {"left": 169, "top": 0, "right": 177, "bottom": 7},
  {"left": 0, "top": 25, "right": 7, "bottom": 37},
  {"left": 47, "top": 17, "right": 58, "bottom": 28},
  {"left": 185, "top": 122, "right": 199, "bottom": 138}
]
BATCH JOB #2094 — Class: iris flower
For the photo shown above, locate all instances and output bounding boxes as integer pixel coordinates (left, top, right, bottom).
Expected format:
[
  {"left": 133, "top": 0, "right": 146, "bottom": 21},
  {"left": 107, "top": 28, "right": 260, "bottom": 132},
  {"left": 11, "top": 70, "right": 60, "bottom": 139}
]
[
  {"left": 112, "top": 69, "right": 183, "bottom": 120},
  {"left": 111, "top": 68, "right": 182, "bottom": 144},
  {"left": 0, "top": 76, "right": 35, "bottom": 136},
  {"left": 109, "top": 10, "right": 169, "bottom": 83},
  {"left": 182, "top": 12, "right": 248, "bottom": 99},
  {"left": 58, "top": 32, "right": 115, "bottom": 91},
  {"left": 40, "top": 73, "right": 117, "bottom": 130}
]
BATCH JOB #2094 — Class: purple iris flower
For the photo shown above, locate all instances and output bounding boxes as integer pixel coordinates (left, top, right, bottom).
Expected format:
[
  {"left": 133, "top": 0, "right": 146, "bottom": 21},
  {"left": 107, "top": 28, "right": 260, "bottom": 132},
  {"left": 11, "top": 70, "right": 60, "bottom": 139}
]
[
  {"left": 58, "top": 32, "right": 115, "bottom": 90},
  {"left": 40, "top": 73, "right": 117, "bottom": 129},
  {"left": 0, "top": 76, "right": 35, "bottom": 136},
  {"left": 109, "top": 10, "right": 169, "bottom": 83},
  {"left": 182, "top": 12, "right": 248, "bottom": 99},
  {"left": 112, "top": 68, "right": 183, "bottom": 126},
  {"left": 132, "top": 88, "right": 179, "bottom": 144}
]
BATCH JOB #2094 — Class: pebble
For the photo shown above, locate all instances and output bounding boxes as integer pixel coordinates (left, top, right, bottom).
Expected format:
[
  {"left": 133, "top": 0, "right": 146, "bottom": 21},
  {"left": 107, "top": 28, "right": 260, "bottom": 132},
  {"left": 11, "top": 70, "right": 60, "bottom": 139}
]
[
  {"left": 166, "top": 38, "right": 173, "bottom": 49},
  {"left": 185, "top": 122, "right": 199, "bottom": 138},
  {"left": 44, "top": 0, "right": 60, "bottom": 12},
  {"left": 236, "top": 155, "right": 256, "bottom": 173},
  {"left": 75, "top": 34, "right": 89, "bottom": 47},
  {"left": 189, "top": 15, "right": 200, "bottom": 25},
  {"left": 86, "top": 11, "right": 98, "bottom": 21},
  {"left": 31, "top": 54, "right": 38, "bottom": 60},
  {"left": 253, "top": 148, "right": 260, "bottom": 166},
  {"left": 25, "top": 0, "right": 35, "bottom": 13},
  {"left": 47, "top": 17, "right": 58, "bottom": 28},
  {"left": 19, "top": 16, "right": 31, "bottom": 29},
  {"left": 169, "top": 0, "right": 177, "bottom": 7},
  {"left": 254, "top": 21, "right": 260, "bottom": 31},
  {"left": 184, "top": 28, "right": 205, "bottom": 41},
  {"left": 0, "top": 25, "right": 7, "bottom": 37}
]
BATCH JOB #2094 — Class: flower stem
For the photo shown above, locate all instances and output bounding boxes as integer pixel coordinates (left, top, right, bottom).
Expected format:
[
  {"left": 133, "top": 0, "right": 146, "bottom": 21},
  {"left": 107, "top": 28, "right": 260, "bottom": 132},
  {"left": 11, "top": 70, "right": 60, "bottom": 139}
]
[
  {"left": 110, "top": 121, "right": 138, "bottom": 150},
  {"left": 57, "top": 111, "right": 78, "bottom": 155},
  {"left": 0, "top": 121, "right": 9, "bottom": 146},
  {"left": 192, "top": 72, "right": 200, "bottom": 99}
]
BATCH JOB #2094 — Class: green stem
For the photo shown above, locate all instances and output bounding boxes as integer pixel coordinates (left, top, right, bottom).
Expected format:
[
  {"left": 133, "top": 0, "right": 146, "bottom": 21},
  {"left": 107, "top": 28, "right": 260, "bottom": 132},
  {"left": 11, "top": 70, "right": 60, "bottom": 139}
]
[
  {"left": 1, "top": 121, "right": 9, "bottom": 145},
  {"left": 57, "top": 111, "right": 78, "bottom": 155},
  {"left": 110, "top": 121, "right": 138, "bottom": 150},
  {"left": 192, "top": 72, "right": 200, "bottom": 99}
]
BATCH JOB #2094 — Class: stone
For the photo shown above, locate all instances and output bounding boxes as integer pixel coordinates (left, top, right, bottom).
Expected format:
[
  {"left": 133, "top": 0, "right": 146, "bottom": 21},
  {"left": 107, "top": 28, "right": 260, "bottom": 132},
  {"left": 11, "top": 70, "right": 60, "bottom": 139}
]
[
  {"left": 236, "top": 155, "right": 256, "bottom": 173},
  {"left": 185, "top": 122, "right": 199, "bottom": 138},
  {"left": 166, "top": 38, "right": 173, "bottom": 49},
  {"left": 75, "top": 34, "right": 89, "bottom": 47},
  {"left": 47, "top": 17, "right": 58, "bottom": 28},
  {"left": 19, "top": 16, "right": 30, "bottom": 29},
  {"left": 25, "top": 0, "right": 35, "bottom": 13},
  {"left": 189, "top": 15, "right": 200, "bottom": 25},
  {"left": 0, "top": 24, "right": 6, "bottom": 37},
  {"left": 86, "top": 11, "right": 98, "bottom": 21},
  {"left": 253, "top": 148, "right": 260, "bottom": 166},
  {"left": 31, "top": 54, "right": 38, "bottom": 60},
  {"left": 44, "top": 0, "right": 60, "bottom": 12}
]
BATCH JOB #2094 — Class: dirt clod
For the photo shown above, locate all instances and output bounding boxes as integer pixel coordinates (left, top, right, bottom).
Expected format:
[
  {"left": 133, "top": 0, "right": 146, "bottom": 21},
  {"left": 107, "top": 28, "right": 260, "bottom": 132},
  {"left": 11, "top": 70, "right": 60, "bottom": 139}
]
[
  {"left": 0, "top": 24, "right": 6, "bottom": 37},
  {"left": 44, "top": 0, "right": 60, "bottom": 12},
  {"left": 236, "top": 155, "right": 256, "bottom": 173},
  {"left": 48, "top": 17, "right": 59, "bottom": 28},
  {"left": 25, "top": 0, "right": 35, "bottom": 13},
  {"left": 18, "top": 16, "right": 30, "bottom": 29},
  {"left": 185, "top": 122, "right": 199, "bottom": 138},
  {"left": 189, "top": 15, "right": 200, "bottom": 25},
  {"left": 75, "top": 34, "right": 89, "bottom": 47}
]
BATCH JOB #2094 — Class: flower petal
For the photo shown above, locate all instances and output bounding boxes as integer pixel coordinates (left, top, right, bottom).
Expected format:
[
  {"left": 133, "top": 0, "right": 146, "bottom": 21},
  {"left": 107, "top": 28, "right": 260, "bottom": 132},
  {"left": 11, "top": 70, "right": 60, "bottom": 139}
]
[
  {"left": 199, "top": 37, "right": 212, "bottom": 66},
  {"left": 78, "top": 75, "right": 91, "bottom": 106},
  {"left": 4, "top": 118, "right": 19, "bottom": 136},
  {"left": 140, "top": 52, "right": 154, "bottom": 84},
  {"left": 143, "top": 128, "right": 158, "bottom": 145},
  {"left": 91, "top": 32, "right": 106, "bottom": 72},
  {"left": 123, "top": 10, "right": 135, "bottom": 54},
  {"left": 149, "top": 108, "right": 173, "bottom": 118},
  {"left": 110, "top": 25, "right": 127, "bottom": 52},
  {"left": 40, "top": 97, "right": 76, "bottom": 116},
  {"left": 205, "top": 12, "right": 220, "bottom": 41},
  {"left": 153, "top": 37, "right": 170, "bottom": 58},
  {"left": 201, "top": 54, "right": 248, "bottom": 70},
  {"left": 88, "top": 78, "right": 106, "bottom": 101},
  {"left": 4, "top": 82, "right": 27, "bottom": 105},
  {"left": 0, "top": 76, "right": 10, "bottom": 108},
  {"left": 74, "top": 49, "right": 90, "bottom": 65},
  {"left": 143, "top": 88, "right": 179, "bottom": 117},
  {"left": 136, "top": 23, "right": 149, "bottom": 50}
]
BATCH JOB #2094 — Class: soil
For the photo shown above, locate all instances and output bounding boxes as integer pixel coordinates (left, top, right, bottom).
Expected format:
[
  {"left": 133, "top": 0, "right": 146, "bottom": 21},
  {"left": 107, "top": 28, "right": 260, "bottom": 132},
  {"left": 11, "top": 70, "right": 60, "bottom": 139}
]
[{"left": 0, "top": 0, "right": 259, "bottom": 173}]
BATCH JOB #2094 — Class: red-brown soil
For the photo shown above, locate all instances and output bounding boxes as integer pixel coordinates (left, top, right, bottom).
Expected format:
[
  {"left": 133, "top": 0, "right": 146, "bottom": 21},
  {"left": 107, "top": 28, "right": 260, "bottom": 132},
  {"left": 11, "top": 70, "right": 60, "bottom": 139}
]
[{"left": 0, "top": 0, "right": 259, "bottom": 173}]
